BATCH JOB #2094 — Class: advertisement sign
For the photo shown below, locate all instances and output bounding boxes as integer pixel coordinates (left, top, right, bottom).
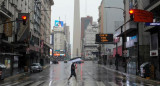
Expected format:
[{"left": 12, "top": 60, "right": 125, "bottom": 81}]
[
  {"left": 4, "top": 18, "right": 12, "bottom": 37},
  {"left": 55, "top": 20, "right": 64, "bottom": 27},
  {"left": 134, "top": 9, "right": 153, "bottom": 22},
  {"left": 96, "top": 34, "right": 113, "bottom": 44},
  {"left": 50, "top": 49, "right": 52, "bottom": 56}
]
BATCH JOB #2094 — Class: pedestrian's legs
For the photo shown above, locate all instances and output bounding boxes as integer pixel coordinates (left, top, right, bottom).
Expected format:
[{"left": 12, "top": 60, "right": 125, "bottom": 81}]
[
  {"left": 74, "top": 74, "right": 77, "bottom": 81},
  {"left": 68, "top": 75, "right": 72, "bottom": 80}
]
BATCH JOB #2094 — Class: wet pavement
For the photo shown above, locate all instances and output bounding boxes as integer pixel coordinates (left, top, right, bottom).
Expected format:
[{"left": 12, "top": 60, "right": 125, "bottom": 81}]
[{"left": 0, "top": 61, "right": 160, "bottom": 86}]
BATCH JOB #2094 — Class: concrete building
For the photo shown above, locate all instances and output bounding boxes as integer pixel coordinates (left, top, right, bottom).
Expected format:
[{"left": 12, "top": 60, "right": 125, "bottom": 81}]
[
  {"left": 40, "top": 0, "right": 54, "bottom": 66},
  {"left": 98, "top": 0, "right": 124, "bottom": 64},
  {"left": 81, "top": 16, "right": 93, "bottom": 58},
  {"left": 64, "top": 24, "right": 71, "bottom": 59},
  {"left": 72, "top": 0, "right": 81, "bottom": 58},
  {"left": 0, "top": 0, "right": 54, "bottom": 77},
  {"left": 83, "top": 22, "right": 99, "bottom": 60},
  {"left": 53, "top": 26, "right": 65, "bottom": 60}
]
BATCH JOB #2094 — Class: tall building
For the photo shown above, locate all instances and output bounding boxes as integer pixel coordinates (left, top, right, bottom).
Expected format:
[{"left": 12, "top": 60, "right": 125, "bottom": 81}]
[
  {"left": 53, "top": 26, "right": 65, "bottom": 60},
  {"left": 72, "top": 0, "right": 81, "bottom": 58},
  {"left": 0, "top": 0, "right": 54, "bottom": 77},
  {"left": 81, "top": 16, "right": 93, "bottom": 39},
  {"left": 64, "top": 23, "right": 71, "bottom": 59},
  {"left": 83, "top": 22, "right": 99, "bottom": 59}
]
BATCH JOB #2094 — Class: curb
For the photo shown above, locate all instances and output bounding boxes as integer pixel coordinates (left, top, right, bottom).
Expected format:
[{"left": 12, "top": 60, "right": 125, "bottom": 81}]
[{"left": 101, "top": 65, "right": 160, "bottom": 84}]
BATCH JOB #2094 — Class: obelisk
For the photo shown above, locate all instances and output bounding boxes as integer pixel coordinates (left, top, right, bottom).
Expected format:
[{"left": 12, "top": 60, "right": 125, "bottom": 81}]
[{"left": 72, "top": 0, "right": 81, "bottom": 58}]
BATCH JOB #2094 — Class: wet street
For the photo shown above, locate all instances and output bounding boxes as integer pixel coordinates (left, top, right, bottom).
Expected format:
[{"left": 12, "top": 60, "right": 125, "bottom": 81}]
[{"left": 0, "top": 61, "right": 160, "bottom": 86}]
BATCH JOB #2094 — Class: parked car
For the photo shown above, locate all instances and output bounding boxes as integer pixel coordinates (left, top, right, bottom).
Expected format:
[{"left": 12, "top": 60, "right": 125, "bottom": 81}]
[
  {"left": 30, "top": 63, "right": 43, "bottom": 73},
  {"left": 64, "top": 60, "right": 67, "bottom": 63},
  {"left": 52, "top": 60, "right": 58, "bottom": 64}
]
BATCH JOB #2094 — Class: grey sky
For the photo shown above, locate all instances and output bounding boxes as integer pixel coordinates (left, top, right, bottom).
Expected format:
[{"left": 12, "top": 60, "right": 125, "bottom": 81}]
[{"left": 51, "top": 0, "right": 102, "bottom": 44}]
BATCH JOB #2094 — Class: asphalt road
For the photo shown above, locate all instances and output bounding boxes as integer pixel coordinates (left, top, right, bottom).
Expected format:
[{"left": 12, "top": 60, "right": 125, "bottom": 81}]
[{"left": 0, "top": 61, "right": 160, "bottom": 86}]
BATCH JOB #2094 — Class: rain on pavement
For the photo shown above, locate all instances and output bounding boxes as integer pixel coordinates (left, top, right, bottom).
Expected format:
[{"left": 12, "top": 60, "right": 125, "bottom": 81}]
[{"left": 0, "top": 61, "right": 159, "bottom": 86}]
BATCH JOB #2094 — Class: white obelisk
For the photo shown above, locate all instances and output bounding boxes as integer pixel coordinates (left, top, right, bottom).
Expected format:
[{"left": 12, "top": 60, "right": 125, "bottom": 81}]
[{"left": 72, "top": 0, "right": 81, "bottom": 58}]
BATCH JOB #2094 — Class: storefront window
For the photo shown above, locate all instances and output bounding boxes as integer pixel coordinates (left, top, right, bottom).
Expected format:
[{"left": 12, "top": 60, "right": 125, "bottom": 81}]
[{"left": 151, "top": 33, "right": 158, "bottom": 50}]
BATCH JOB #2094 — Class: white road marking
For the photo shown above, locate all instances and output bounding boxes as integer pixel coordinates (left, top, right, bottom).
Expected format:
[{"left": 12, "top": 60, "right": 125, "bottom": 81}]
[
  {"left": 17, "top": 81, "right": 33, "bottom": 86},
  {"left": 97, "top": 81, "right": 106, "bottom": 86},
  {"left": 30, "top": 81, "right": 44, "bottom": 86},
  {"left": 108, "top": 82, "right": 118, "bottom": 86}
]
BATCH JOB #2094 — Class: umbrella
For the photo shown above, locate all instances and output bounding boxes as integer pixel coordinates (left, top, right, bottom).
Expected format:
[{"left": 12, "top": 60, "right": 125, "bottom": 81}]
[{"left": 69, "top": 58, "right": 82, "bottom": 63}]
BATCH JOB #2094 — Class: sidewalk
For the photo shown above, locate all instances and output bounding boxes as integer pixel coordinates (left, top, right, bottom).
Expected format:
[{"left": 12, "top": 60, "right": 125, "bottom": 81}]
[
  {"left": 1, "top": 64, "right": 50, "bottom": 82},
  {"left": 100, "top": 64, "right": 160, "bottom": 85}
]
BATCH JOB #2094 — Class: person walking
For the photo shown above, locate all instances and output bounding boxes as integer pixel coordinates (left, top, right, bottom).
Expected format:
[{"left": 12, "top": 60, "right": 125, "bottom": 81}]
[{"left": 68, "top": 62, "right": 77, "bottom": 81}]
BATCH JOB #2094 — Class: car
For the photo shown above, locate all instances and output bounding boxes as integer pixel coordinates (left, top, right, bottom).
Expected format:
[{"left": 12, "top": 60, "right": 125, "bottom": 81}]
[
  {"left": 30, "top": 63, "right": 43, "bottom": 73},
  {"left": 52, "top": 60, "right": 58, "bottom": 64},
  {"left": 64, "top": 60, "right": 67, "bottom": 63}
]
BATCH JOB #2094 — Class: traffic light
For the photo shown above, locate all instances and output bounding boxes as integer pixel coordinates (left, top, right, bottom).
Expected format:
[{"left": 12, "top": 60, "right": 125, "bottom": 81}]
[
  {"left": 129, "top": 9, "right": 134, "bottom": 21},
  {"left": 18, "top": 13, "right": 29, "bottom": 25},
  {"left": 22, "top": 15, "right": 27, "bottom": 25}
]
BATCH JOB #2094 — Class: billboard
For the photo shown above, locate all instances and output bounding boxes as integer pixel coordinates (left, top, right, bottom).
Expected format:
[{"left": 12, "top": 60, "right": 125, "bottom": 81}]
[
  {"left": 55, "top": 20, "right": 64, "bottom": 27},
  {"left": 96, "top": 34, "right": 113, "bottom": 44}
]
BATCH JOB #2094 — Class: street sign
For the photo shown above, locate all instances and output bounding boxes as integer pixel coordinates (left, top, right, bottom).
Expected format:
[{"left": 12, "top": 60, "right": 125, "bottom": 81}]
[
  {"left": 95, "top": 34, "right": 113, "bottom": 44},
  {"left": 134, "top": 9, "right": 153, "bottom": 22},
  {"left": 145, "top": 23, "right": 160, "bottom": 26}
]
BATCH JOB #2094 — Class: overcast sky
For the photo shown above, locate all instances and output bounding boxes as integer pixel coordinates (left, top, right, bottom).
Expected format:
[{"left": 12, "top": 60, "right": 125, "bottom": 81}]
[{"left": 51, "top": 0, "right": 102, "bottom": 44}]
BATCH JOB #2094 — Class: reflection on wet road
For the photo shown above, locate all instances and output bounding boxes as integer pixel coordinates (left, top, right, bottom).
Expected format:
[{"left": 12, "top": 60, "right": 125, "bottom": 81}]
[{"left": 0, "top": 61, "right": 159, "bottom": 86}]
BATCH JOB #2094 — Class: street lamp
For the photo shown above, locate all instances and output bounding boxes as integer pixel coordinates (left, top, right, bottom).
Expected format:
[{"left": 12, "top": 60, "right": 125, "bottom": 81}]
[{"left": 104, "top": 6, "right": 125, "bottom": 70}]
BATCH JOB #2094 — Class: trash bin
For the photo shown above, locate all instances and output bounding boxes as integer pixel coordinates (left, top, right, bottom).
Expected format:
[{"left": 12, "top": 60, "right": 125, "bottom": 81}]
[
  {"left": 24, "top": 66, "right": 28, "bottom": 72},
  {"left": 140, "top": 62, "right": 151, "bottom": 78},
  {"left": 0, "top": 63, "right": 6, "bottom": 80}
]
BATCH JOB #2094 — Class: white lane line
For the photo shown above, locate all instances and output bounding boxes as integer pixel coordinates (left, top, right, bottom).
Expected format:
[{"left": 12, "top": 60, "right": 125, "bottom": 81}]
[
  {"left": 49, "top": 80, "right": 53, "bottom": 86},
  {"left": 97, "top": 81, "right": 106, "bottom": 86},
  {"left": 5, "top": 81, "right": 22, "bottom": 86},
  {"left": 0, "top": 82, "right": 12, "bottom": 86},
  {"left": 17, "top": 81, "right": 33, "bottom": 86},
  {"left": 108, "top": 82, "right": 118, "bottom": 86},
  {"left": 30, "top": 81, "right": 44, "bottom": 86}
]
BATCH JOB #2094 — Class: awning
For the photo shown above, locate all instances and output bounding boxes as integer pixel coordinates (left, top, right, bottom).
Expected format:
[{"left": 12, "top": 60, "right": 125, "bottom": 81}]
[
  {"left": 117, "top": 28, "right": 137, "bottom": 37},
  {"left": 0, "top": 53, "right": 23, "bottom": 56}
]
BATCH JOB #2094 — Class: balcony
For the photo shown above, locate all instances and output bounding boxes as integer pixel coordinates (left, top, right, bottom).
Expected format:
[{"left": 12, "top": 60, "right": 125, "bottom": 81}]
[{"left": 0, "top": 6, "right": 12, "bottom": 18}]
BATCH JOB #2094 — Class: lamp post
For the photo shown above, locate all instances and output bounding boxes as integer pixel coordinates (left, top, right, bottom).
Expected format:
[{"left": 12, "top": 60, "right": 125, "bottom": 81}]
[{"left": 104, "top": 6, "right": 125, "bottom": 70}]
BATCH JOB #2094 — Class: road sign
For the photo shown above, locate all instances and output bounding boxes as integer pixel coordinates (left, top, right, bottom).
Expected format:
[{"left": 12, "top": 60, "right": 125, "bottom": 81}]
[
  {"left": 96, "top": 34, "right": 113, "bottom": 44},
  {"left": 145, "top": 23, "right": 160, "bottom": 26},
  {"left": 134, "top": 9, "right": 153, "bottom": 22}
]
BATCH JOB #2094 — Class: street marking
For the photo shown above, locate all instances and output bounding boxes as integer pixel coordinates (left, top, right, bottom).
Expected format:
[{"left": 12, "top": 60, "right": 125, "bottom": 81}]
[
  {"left": 108, "top": 82, "right": 118, "bottom": 86},
  {"left": 6, "top": 81, "right": 22, "bottom": 86},
  {"left": 0, "top": 82, "right": 13, "bottom": 86},
  {"left": 97, "top": 81, "right": 105, "bottom": 86},
  {"left": 17, "top": 81, "right": 33, "bottom": 86},
  {"left": 30, "top": 81, "right": 45, "bottom": 86}
]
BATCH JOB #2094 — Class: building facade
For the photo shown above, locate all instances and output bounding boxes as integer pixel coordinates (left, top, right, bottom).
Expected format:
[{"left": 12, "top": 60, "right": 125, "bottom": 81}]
[
  {"left": 64, "top": 23, "right": 71, "bottom": 59},
  {"left": 0, "top": 0, "right": 54, "bottom": 77},
  {"left": 83, "top": 22, "right": 99, "bottom": 60},
  {"left": 98, "top": 0, "right": 124, "bottom": 64},
  {"left": 53, "top": 26, "right": 65, "bottom": 60}
]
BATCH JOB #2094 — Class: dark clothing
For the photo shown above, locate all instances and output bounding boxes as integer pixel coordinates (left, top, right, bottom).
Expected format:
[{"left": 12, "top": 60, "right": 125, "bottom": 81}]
[{"left": 71, "top": 63, "right": 76, "bottom": 73}]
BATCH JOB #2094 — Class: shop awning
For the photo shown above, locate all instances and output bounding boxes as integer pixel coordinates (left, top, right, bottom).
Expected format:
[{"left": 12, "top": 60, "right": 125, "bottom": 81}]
[{"left": 0, "top": 53, "right": 23, "bottom": 56}]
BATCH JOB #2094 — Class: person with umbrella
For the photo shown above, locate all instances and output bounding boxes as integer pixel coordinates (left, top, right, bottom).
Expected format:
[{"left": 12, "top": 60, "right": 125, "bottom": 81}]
[{"left": 68, "top": 62, "right": 77, "bottom": 81}]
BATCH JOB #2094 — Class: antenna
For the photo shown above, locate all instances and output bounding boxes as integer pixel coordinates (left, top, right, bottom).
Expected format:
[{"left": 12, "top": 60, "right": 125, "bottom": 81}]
[{"left": 85, "top": 0, "right": 87, "bottom": 16}]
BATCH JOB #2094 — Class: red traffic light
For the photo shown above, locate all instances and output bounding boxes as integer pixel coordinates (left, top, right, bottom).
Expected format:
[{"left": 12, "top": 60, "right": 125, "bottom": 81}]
[
  {"left": 129, "top": 9, "right": 134, "bottom": 14},
  {"left": 22, "top": 16, "right": 27, "bottom": 20}
]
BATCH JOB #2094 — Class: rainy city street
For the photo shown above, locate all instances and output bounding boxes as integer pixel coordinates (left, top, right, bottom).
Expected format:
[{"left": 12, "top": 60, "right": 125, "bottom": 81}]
[{"left": 0, "top": 61, "right": 160, "bottom": 86}]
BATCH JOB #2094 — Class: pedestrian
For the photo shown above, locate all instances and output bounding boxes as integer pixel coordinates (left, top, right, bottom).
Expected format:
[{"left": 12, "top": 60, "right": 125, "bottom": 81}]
[{"left": 68, "top": 62, "right": 77, "bottom": 81}]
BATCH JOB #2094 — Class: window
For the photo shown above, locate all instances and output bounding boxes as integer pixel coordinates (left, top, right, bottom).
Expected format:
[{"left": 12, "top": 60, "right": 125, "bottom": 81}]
[{"left": 151, "top": 33, "right": 158, "bottom": 50}]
